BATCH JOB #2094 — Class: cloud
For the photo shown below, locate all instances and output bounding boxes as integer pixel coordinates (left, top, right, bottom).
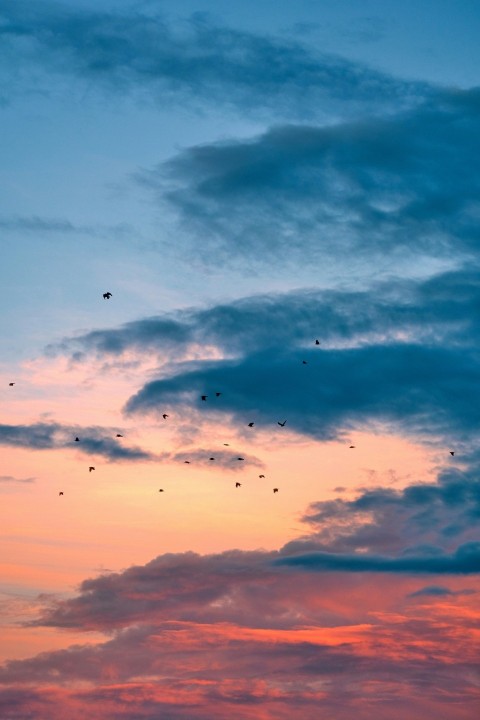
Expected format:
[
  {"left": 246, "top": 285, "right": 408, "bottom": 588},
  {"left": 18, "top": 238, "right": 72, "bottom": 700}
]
[
  {"left": 0, "top": 1, "right": 429, "bottom": 120},
  {"left": 0, "top": 475, "right": 35, "bottom": 483},
  {"left": 408, "top": 585, "right": 476, "bottom": 598},
  {"left": 275, "top": 542, "right": 480, "bottom": 575},
  {"left": 0, "top": 422, "right": 154, "bottom": 461},
  {"left": 50, "top": 265, "right": 480, "bottom": 446},
  {"left": 57, "top": 265, "right": 480, "bottom": 360},
  {"left": 0, "top": 540, "right": 478, "bottom": 718},
  {"left": 138, "top": 89, "right": 480, "bottom": 269}
]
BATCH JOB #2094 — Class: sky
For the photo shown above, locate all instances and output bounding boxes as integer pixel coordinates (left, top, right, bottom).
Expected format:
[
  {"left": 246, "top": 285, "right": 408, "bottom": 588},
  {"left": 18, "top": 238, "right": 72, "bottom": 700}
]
[{"left": 1, "top": 1, "right": 479, "bottom": 718}]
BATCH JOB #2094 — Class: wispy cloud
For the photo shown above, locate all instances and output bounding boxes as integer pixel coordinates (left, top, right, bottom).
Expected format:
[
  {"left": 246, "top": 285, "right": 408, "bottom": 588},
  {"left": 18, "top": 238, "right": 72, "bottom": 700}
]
[
  {"left": 0, "top": 475, "right": 35, "bottom": 484},
  {"left": 138, "top": 89, "right": 480, "bottom": 268},
  {"left": 0, "top": 422, "right": 154, "bottom": 461},
  {"left": 0, "top": 1, "right": 429, "bottom": 119}
]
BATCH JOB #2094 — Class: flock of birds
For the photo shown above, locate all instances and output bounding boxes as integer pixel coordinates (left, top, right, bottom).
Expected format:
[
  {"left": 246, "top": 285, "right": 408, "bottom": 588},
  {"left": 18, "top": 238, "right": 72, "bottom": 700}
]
[{"left": 8, "top": 291, "right": 456, "bottom": 497}]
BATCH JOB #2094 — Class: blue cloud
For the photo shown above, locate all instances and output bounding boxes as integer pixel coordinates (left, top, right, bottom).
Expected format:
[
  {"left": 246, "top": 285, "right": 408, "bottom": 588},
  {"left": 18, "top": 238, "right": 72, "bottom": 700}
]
[
  {"left": 139, "top": 89, "right": 480, "bottom": 267},
  {"left": 0, "top": 1, "right": 429, "bottom": 119},
  {"left": 0, "top": 422, "right": 154, "bottom": 461},
  {"left": 275, "top": 542, "right": 480, "bottom": 574}
]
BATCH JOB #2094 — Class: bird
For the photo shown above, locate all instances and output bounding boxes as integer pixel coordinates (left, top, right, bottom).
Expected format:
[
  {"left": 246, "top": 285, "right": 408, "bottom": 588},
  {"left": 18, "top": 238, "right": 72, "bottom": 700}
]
[
  {"left": 59, "top": 491, "right": 64, "bottom": 496},
  {"left": 162, "top": 414, "right": 169, "bottom": 419},
  {"left": 103, "top": 292, "right": 112, "bottom": 299},
  {"left": 116, "top": 434, "right": 123, "bottom": 438},
  {"left": 273, "top": 488, "right": 279, "bottom": 493},
  {"left": 201, "top": 395, "right": 207, "bottom": 401},
  {"left": 259, "top": 474, "right": 265, "bottom": 478},
  {"left": 89, "top": 466, "right": 95, "bottom": 472},
  {"left": 235, "top": 482, "right": 241, "bottom": 488},
  {"left": 450, "top": 451, "right": 455, "bottom": 456},
  {"left": 159, "top": 489, "right": 164, "bottom": 492},
  {"left": 248, "top": 422, "right": 255, "bottom": 427},
  {"left": 75, "top": 437, "right": 80, "bottom": 442},
  {"left": 302, "top": 360, "right": 308, "bottom": 364},
  {"left": 215, "top": 392, "right": 222, "bottom": 397},
  {"left": 315, "top": 339, "right": 320, "bottom": 345},
  {"left": 277, "top": 420, "right": 286, "bottom": 427},
  {"left": 237, "top": 457, "right": 244, "bottom": 461},
  {"left": 223, "top": 443, "right": 230, "bottom": 446},
  {"left": 184, "top": 460, "right": 190, "bottom": 464},
  {"left": 349, "top": 445, "right": 355, "bottom": 449},
  {"left": 209, "top": 457, "right": 215, "bottom": 461},
  {"left": 8, "top": 382, "right": 15, "bottom": 386}
]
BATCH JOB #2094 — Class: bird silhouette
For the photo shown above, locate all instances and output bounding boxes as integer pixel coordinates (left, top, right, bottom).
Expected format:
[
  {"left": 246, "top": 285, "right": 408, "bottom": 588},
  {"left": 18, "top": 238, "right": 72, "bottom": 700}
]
[
  {"left": 277, "top": 420, "right": 286, "bottom": 427},
  {"left": 237, "top": 457, "right": 244, "bottom": 461},
  {"left": 215, "top": 392, "right": 222, "bottom": 397},
  {"left": 315, "top": 339, "right": 320, "bottom": 345},
  {"left": 8, "top": 382, "right": 15, "bottom": 386},
  {"left": 59, "top": 491, "right": 64, "bottom": 496},
  {"left": 273, "top": 488, "right": 279, "bottom": 493},
  {"left": 235, "top": 482, "right": 241, "bottom": 488},
  {"left": 159, "top": 489, "right": 164, "bottom": 492},
  {"left": 349, "top": 445, "right": 355, "bottom": 449},
  {"left": 302, "top": 360, "right": 308, "bottom": 364},
  {"left": 223, "top": 443, "right": 230, "bottom": 446},
  {"left": 116, "top": 434, "right": 123, "bottom": 438},
  {"left": 450, "top": 451, "right": 455, "bottom": 456},
  {"left": 209, "top": 457, "right": 215, "bottom": 461},
  {"left": 259, "top": 474, "right": 265, "bottom": 478},
  {"left": 103, "top": 292, "right": 112, "bottom": 299},
  {"left": 201, "top": 395, "right": 207, "bottom": 401},
  {"left": 89, "top": 466, "right": 95, "bottom": 472},
  {"left": 75, "top": 437, "right": 80, "bottom": 442},
  {"left": 184, "top": 460, "right": 190, "bottom": 464},
  {"left": 248, "top": 422, "right": 255, "bottom": 427},
  {"left": 162, "top": 414, "right": 169, "bottom": 419}
]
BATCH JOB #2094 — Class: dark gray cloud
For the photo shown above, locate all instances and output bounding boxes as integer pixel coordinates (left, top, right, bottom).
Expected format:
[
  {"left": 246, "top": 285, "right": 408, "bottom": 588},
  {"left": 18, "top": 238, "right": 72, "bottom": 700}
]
[
  {"left": 0, "top": 422, "right": 153, "bottom": 461},
  {"left": 294, "top": 463, "right": 480, "bottom": 555},
  {"left": 408, "top": 585, "right": 476, "bottom": 598},
  {"left": 139, "top": 89, "right": 480, "bottom": 267},
  {"left": 275, "top": 542, "right": 480, "bottom": 575},
  {"left": 0, "top": 1, "right": 429, "bottom": 119},
  {"left": 53, "top": 266, "right": 480, "bottom": 446},
  {"left": 125, "top": 342, "right": 480, "bottom": 443},
  {"left": 56, "top": 265, "right": 480, "bottom": 359}
]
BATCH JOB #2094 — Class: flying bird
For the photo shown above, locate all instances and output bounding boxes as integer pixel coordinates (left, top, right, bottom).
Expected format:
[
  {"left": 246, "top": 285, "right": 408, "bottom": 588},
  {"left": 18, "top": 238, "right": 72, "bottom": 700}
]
[
  {"left": 259, "top": 474, "right": 265, "bottom": 478},
  {"left": 102, "top": 292, "right": 112, "bottom": 299},
  {"left": 8, "top": 382, "right": 15, "bottom": 386},
  {"left": 302, "top": 360, "right": 308, "bottom": 364},
  {"left": 162, "top": 414, "right": 169, "bottom": 419},
  {"left": 209, "top": 457, "right": 215, "bottom": 461},
  {"left": 184, "top": 460, "right": 190, "bottom": 464},
  {"left": 159, "top": 489, "right": 164, "bottom": 492},
  {"left": 237, "top": 457, "right": 244, "bottom": 461},
  {"left": 315, "top": 339, "right": 320, "bottom": 345},
  {"left": 450, "top": 451, "right": 455, "bottom": 456},
  {"left": 89, "top": 466, "right": 95, "bottom": 472},
  {"left": 75, "top": 437, "right": 80, "bottom": 442},
  {"left": 235, "top": 482, "right": 241, "bottom": 488},
  {"left": 277, "top": 420, "right": 286, "bottom": 427},
  {"left": 248, "top": 422, "right": 255, "bottom": 427},
  {"left": 349, "top": 445, "right": 355, "bottom": 449},
  {"left": 215, "top": 392, "right": 222, "bottom": 397},
  {"left": 116, "top": 434, "right": 123, "bottom": 438},
  {"left": 59, "top": 491, "right": 64, "bottom": 496},
  {"left": 273, "top": 488, "right": 279, "bottom": 493},
  {"left": 201, "top": 395, "right": 207, "bottom": 401},
  {"left": 223, "top": 443, "right": 230, "bottom": 446}
]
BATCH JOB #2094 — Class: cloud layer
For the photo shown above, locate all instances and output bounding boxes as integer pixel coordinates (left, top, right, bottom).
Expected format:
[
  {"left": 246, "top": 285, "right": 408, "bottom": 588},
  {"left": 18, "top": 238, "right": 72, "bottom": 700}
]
[{"left": 0, "top": 1, "right": 429, "bottom": 119}]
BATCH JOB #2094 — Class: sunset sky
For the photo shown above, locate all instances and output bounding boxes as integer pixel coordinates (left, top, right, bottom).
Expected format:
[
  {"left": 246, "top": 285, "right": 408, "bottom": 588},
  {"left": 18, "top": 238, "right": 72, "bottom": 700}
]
[{"left": 1, "top": 1, "right": 480, "bottom": 718}]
